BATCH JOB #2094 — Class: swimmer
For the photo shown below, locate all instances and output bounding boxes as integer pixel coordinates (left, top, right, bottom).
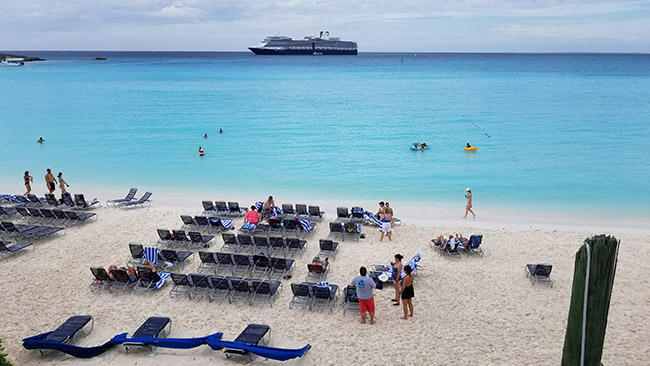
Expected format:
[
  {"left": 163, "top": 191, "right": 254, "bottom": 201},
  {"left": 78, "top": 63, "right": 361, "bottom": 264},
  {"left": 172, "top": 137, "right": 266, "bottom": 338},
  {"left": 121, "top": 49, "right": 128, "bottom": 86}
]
[
  {"left": 466, "top": 143, "right": 471, "bottom": 148},
  {"left": 219, "top": 128, "right": 224, "bottom": 134},
  {"left": 421, "top": 143, "right": 427, "bottom": 149},
  {"left": 37, "top": 137, "right": 44, "bottom": 143},
  {"left": 198, "top": 146, "right": 205, "bottom": 156},
  {"left": 203, "top": 133, "right": 208, "bottom": 138}
]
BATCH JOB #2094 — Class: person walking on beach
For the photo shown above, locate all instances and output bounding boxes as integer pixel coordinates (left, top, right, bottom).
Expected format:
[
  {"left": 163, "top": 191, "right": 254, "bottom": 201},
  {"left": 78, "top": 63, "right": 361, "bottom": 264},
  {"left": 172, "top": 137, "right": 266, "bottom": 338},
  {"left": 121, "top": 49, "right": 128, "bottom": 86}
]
[
  {"left": 400, "top": 265, "right": 414, "bottom": 320},
  {"left": 57, "top": 172, "right": 70, "bottom": 197},
  {"left": 463, "top": 188, "right": 476, "bottom": 219},
  {"left": 379, "top": 207, "right": 392, "bottom": 241},
  {"left": 351, "top": 267, "right": 376, "bottom": 324},
  {"left": 23, "top": 171, "right": 33, "bottom": 195},
  {"left": 45, "top": 169, "right": 56, "bottom": 193},
  {"left": 391, "top": 254, "right": 403, "bottom": 306}
]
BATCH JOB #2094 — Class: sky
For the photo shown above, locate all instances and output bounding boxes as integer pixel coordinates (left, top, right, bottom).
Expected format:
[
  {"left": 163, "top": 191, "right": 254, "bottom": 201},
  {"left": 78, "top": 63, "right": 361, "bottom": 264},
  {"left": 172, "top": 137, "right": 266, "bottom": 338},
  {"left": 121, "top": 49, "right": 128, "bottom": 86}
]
[{"left": 1, "top": 0, "right": 649, "bottom": 52}]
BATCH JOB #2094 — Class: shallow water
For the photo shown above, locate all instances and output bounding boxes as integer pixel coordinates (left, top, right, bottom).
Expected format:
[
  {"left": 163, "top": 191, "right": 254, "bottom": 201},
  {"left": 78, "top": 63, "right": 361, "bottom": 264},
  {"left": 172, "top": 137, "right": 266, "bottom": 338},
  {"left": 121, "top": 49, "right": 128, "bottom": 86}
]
[{"left": 1, "top": 51, "right": 649, "bottom": 218}]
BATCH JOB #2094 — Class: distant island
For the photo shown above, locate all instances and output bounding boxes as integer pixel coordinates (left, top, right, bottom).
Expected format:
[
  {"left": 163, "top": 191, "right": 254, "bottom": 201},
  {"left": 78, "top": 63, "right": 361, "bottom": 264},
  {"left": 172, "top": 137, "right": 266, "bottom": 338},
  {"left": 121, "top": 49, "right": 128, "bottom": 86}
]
[{"left": 0, "top": 53, "right": 45, "bottom": 62}]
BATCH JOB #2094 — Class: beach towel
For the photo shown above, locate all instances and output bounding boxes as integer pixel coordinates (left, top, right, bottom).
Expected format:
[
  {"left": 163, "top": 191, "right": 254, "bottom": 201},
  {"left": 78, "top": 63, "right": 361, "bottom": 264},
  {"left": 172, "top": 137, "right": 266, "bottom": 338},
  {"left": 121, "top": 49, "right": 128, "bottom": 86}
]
[
  {"left": 255, "top": 201, "right": 263, "bottom": 210},
  {"left": 155, "top": 271, "right": 171, "bottom": 290},
  {"left": 220, "top": 219, "right": 233, "bottom": 229},
  {"left": 401, "top": 253, "right": 421, "bottom": 279},
  {"left": 299, "top": 219, "right": 314, "bottom": 232},
  {"left": 240, "top": 222, "right": 257, "bottom": 231},
  {"left": 143, "top": 247, "right": 159, "bottom": 266},
  {"left": 364, "top": 211, "right": 382, "bottom": 226},
  {"left": 316, "top": 281, "right": 330, "bottom": 289}
]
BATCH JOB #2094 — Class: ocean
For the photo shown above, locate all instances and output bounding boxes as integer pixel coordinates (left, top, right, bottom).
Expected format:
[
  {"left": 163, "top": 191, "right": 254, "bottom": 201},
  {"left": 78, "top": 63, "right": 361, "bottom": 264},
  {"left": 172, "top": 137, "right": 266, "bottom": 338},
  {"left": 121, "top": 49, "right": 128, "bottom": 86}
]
[{"left": 1, "top": 51, "right": 649, "bottom": 218}]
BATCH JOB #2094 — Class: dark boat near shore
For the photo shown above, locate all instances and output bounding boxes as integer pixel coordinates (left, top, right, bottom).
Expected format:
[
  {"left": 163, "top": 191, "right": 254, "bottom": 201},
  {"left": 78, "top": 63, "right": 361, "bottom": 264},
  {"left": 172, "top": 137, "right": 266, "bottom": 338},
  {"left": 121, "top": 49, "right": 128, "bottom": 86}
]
[
  {"left": 248, "top": 31, "right": 357, "bottom": 55},
  {"left": 91, "top": 57, "right": 107, "bottom": 61}
]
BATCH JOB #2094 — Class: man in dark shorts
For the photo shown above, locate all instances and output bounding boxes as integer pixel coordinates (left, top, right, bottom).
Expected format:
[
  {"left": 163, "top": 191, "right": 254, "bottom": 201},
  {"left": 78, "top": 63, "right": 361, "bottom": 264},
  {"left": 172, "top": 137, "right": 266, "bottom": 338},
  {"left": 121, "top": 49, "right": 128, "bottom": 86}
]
[
  {"left": 350, "top": 267, "right": 377, "bottom": 324},
  {"left": 45, "top": 168, "right": 56, "bottom": 193}
]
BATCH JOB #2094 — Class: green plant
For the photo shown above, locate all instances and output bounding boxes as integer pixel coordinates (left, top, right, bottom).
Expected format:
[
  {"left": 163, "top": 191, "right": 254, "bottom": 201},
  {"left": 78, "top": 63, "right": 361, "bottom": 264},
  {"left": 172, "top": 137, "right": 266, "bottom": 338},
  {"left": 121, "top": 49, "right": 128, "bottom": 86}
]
[{"left": 0, "top": 337, "right": 12, "bottom": 366}]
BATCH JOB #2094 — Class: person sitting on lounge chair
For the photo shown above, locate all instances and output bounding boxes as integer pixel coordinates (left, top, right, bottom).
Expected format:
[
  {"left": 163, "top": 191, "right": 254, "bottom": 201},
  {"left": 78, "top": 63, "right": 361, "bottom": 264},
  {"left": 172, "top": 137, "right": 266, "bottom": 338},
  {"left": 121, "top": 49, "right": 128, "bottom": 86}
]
[
  {"left": 261, "top": 196, "right": 275, "bottom": 219},
  {"left": 311, "top": 256, "right": 328, "bottom": 271},
  {"left": 455, "top": 233, "right": 468, "bottom": 247},
  {"left": 245, "top": 205, "right": 260, "bottom": 224},
  {"left": 107, "top": 264, "right": 138, "bottom": 281}
]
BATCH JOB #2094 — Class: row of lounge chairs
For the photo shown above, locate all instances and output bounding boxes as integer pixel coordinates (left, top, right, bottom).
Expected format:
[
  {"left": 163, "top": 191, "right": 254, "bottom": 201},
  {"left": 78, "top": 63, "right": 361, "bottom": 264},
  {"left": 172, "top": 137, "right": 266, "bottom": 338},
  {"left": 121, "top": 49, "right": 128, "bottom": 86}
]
[
  {"left": 23, "top": 316, "right": 306, "bottom": 362},
  {"left": 180, "top": 215, "right": 233, "bottom": 233},
  {"left": 3, "top": 193, "right": 99, "bottom": 209},
  {"left": 157, "top": 229, "right": 215, "bottom": 249},
  {"left": 0, "top": 240, "right": 34, "bottom": 260},
  {"left": 89, "top": 266, "right": 170, "bottom": 293},
  {"left": 328, "top": 221, "right": 362, "bottom": 241},
  {"left": 106, "top": 188, "right": 153, "bottom": 208},
  {"left": 197, "top": 251, "right": 295, "bottom": 279},
  {"left": 431, "top": 234, "right": 484, "bottom": 258},
  {"left": 289, "top": 282, "right": 339, "bottom": 312},
  {"left": 202, "top": 200, "right": 245, "bottom": 217},
  {"left": 278, "top": 204, "right": 325, "bottom": 221},
  {"left": 0, "top": 221, "right": 65, "bottom": 239},
  {"left": 239, "top": 218, "right": 316, "bottom": 238},
  {"left": 128, "top": 244, "right": 193, "bottom": 270},
  {"left": 220, "top": 233, "right": 307, "bottom": 257},
  {"left": 10, "top": 206, "right": 96, "bottom": 226},
  {"left": 169, "top": 273, "right": 283, "bottom": 306}
]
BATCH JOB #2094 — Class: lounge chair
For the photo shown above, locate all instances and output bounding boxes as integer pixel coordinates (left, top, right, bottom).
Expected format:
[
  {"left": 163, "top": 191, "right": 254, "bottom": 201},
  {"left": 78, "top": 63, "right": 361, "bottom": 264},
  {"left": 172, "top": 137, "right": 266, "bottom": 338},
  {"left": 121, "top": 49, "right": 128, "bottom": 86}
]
[
  {"left": 318, "top": 239, "right": 339, "bottom": 260},
  {"left": 194, "top": 216, "right": 212, "bottom": 231},
  {"left": 227, "top": 202, "right": 244, "bottom": 217},
  {"left": 64, "top": 210, "right": 97, "bottom": 223},
  {"left": 329, "top": 222, "right": 345, "bottom": 240},
  {"left": 298, "top": 220, "right": 316, "bottom": 237},
  {"left": 106, "top": 188, "right": 137, "bottom": 207},
  {"left": 281, "top": 204, "right": 295, "bottom": 217},
  {"left": 33, "top": 315, "right": 94, "bottom": 354},
  {"left": 250, "top": 280, "right": 282, "bottom": 307},
  {"left": 253, "top": 223, "right": 270, "bottom": 235},
  {"left": 350, "top": 207, "right": 364, "bottom": 224},
  {"left": 268, "top": 236, "right": 287, "bottom": 256},
  {"left": 232, "top": 254, "right": 252, "bottom": 276},
  {"left": 208, "top": 218, "right": 226, "bottom": 233},
  {"left": 39, "top": 208, "right": 58, "bottom": 223},
  {"left": 62, "top": 193, "right": 76, "bottom": 207},
  {"left": 109, "top": 268, "right": 135, "bottom": 292},
  {"left": 44, "top": 193, "right": 60, "bottom": 206},
  {"left": 89, "top": 267, "right": 113, "bottom": 292},
  {"left": 363, "top": 210, "right": 382, "bottom": 226},
  {"left": 188, "top": 231, "right": 214, "bottom": 249},
  {"left": 336, "top": 207, "right": 350, "bottom": 220},
  {"left": 169, "top": 273, "right": 192, "bottom": 299},
  {"left": 127, "top": 243, "right": 145, "bottom": 266},
  {"left": 343, "top": 285, "right": 360, "bottom": 316},
  {"left": 269, "top": 258, "right": 294, "bottom": 279},
  {"left": 239, "top": 222, "right": 257, "bottom": 234},
  {"left": 268, "top": 218, "right": 283, "bottom": 235},
  {"left": 12, "top": 195, "right": 30, "bottom": 205},
  {"left": 253, "top": 236, "right": 270, "bottom": 253},
  {"left": 118, "top": 192, "right": 152, "bottom": 208},
  {"left": 180, "top": 215, "right": 198, "bottom": 231},
  {"left": 467, "top": 235, "right": 484, "bottom": 257},
  {"left": 123, "top": 317, "right": 172, "bottom": 352},
  {"left": 286, "top": 237, "right": 307, "bottom": 258},
  {"left": 306, "top": 261, "right": 329, "bottom": 281},
  {"left": 282, "top": 218, "right": 300, "bottom": 236},
  {"left": 215, "top": 201, "right": 229, "bottom": 215},
  {"left": 208, "top": 275, "right": 231, "bottom": 303},
  {"left": 343, "top": 222, "right": 361, "bottom": 241},
  {"left": 156, "top": 229, "right": 173, "bottom": 247},
  {"left": 25, "top": 194, "right": 46, "bottom": 205},
  {"left": 215, "top": 252, "right": 235, "bottom": 274},
  {"left": 74, "top": 194, "right": 100, "bottom": 209},
  {"left": 228, "top": 277, "right": 253, "bottom": 303},
  {"left": 526, "top": 264, "right": 553, "bottom": 287},
  {"left": 188, "top": 273, "right": 211, "bottom": 300},
  {"left": 171, "top": 230, "right": 190, "bottom": 249},
  {"left": 0, "top": 240, "right": 33, "bottom": 260},
  {"left": 221, "top": 233, "right": 239, "bottom": 252},
  {"left": 0, "top": 206, "right": 17, "bottom": 218},
  {"left": 133, "top": 266, "right": 163, "bottom": 292},
  {"left": 158, "top": 249, "right": 192, "bottom": 270},
  {"left": 201, "top": 201, "right": 217, "bottom": 215},
  {"left": 311, "top": 283, "right": 339, "bottom": 312},
  {"left": 289, "top": 282, "right": 313, "bottom": 309},
  {"left": 198, "top": 251, "right": 218, "bottom": 273},
  {"left": 237, "top": 234, "right": 254, "bottom": 253},
  {"left": 14, "top": 206, "right": 34, "bottom": 222},
  {"left": 308, "top": 205, "right": 325, "bottom": 221},
  {"left": 251, "top": 254, "right": 272, "bottom": 277},
  {"left": 295, "top": 204, "right": 309, "bottom": 219},
  {"left": 223, "top": 324, "right": 271, "bottom": 361}
]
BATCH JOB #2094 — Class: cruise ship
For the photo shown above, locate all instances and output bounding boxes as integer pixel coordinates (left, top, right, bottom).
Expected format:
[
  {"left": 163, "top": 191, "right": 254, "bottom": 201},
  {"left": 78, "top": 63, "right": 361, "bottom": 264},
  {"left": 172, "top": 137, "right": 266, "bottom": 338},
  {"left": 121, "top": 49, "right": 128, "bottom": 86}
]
[{"left": 248, "top": 31, "right": 357, "bottom": 55}]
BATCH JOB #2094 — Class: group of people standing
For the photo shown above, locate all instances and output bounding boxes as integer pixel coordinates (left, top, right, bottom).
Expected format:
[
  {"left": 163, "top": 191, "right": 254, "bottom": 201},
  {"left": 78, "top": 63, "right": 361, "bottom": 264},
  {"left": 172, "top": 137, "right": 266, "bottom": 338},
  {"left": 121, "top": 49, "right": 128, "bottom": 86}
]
[
  {"left": 350, "top": 253, "right": 415, "bottom": 325},
  {"left": 375, "top": 201, "right": 394, "bottom": 241},
  {"left": 24, "top": 168, "right": 69, "bottom": 199}
]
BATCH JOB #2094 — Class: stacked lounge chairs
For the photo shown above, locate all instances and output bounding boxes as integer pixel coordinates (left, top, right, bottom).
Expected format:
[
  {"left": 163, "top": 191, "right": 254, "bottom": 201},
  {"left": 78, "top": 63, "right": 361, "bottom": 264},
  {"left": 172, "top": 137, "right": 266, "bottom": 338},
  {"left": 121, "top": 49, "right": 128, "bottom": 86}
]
[
  {"left": 0, "top": 221, "right": 65, "bottom": 239},
  {"left": 13, "top": 207, "right": 96, "bottom": 226}
]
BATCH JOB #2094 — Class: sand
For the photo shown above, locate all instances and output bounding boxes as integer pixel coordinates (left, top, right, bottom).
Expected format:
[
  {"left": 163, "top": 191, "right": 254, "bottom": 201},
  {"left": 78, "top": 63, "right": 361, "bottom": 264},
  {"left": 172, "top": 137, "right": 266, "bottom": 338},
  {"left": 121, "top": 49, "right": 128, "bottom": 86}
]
[{"left": 0, "top": 192, "right": 649, "bottom": 365}]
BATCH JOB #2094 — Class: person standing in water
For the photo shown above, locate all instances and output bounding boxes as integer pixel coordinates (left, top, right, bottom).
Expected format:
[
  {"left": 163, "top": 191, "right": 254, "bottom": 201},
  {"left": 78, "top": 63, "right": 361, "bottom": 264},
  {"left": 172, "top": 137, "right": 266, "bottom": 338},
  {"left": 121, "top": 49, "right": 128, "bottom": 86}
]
[
  {"left": 23, "top": 171, "right": 33, "bottom": 195},
  {"left": 198, "top": 146, "right": 205, "bottom": 156},
  {"left": 463, "top": 188, "right": 476, "bottom": 219},
  {"left": 45, "top": 169, "right": 56, "bottom": 193},
  {"left": 219, "top": 128, "right": 223, "bottom": 134},
  {"left": 203, "top": 133, "right": 208, "bottom": 138},
  {"left": 37, "top": 137, "right": 45, "bottom": 143}
]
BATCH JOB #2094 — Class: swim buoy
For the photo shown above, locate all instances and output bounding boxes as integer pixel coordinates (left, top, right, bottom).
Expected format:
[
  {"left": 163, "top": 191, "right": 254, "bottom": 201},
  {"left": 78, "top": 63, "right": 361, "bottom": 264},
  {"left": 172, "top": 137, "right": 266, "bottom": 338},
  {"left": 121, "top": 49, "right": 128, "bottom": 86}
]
[{"left": 464, "top": 146, "right": 477, "bottom": 151}]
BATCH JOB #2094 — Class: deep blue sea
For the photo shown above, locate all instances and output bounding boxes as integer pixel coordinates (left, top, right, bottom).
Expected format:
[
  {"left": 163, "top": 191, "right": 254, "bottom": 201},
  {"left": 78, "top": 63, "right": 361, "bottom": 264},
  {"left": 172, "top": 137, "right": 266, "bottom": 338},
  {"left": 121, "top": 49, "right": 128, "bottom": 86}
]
[{"left": 1, "top": 51, "right": 649, "bottom": 218}]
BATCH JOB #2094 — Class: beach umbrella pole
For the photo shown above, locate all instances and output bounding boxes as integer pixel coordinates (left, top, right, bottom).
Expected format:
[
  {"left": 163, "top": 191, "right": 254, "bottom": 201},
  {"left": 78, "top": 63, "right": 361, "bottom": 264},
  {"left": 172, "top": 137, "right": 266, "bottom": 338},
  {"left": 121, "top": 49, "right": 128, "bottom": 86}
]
[{"left": 561, "top": 234, "right": 619, "bottom": 366}]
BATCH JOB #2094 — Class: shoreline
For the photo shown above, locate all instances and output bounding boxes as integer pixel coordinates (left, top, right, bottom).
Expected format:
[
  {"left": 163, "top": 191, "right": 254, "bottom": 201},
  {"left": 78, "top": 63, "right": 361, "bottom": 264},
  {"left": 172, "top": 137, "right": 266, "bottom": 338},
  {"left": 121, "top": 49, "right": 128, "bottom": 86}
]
[{"left": 2, "top": 183, "right": 648, "bottom": 235}]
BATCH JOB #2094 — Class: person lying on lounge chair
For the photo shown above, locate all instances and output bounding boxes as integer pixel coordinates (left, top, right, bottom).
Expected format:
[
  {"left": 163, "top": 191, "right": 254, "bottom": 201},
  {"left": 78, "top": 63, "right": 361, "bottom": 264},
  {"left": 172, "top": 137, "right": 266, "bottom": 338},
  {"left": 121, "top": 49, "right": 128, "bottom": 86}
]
[
  {"left": 311, "top": 256, "right": 328, "bottom": 271},
  {"left": 455, "top": 233, "right": 468, "bottom": 247},
  {"left": 107, "top": 264, "right": 138, "bottom": 281}
]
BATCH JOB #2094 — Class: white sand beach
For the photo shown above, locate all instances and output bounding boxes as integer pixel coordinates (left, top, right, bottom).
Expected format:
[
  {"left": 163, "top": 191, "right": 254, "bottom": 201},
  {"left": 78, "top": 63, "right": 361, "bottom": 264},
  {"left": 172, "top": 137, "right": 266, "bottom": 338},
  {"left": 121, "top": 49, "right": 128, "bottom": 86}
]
[{"left": 0, "top": 190, "right": 649, "bottom": 365}]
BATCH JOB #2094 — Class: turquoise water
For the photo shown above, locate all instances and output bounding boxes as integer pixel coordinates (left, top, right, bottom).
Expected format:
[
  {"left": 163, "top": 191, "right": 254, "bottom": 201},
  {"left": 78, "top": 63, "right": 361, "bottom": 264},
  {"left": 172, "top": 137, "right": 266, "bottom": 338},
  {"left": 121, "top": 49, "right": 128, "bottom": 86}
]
[{"left": 1, "top": 52, "right": 649, "bottom": 217}]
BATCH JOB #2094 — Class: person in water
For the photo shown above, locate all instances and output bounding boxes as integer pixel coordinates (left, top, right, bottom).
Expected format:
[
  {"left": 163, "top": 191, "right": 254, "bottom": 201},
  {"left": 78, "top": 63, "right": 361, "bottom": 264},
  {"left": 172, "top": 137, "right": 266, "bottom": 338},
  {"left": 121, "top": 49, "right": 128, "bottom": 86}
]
[
  {"left": 400, "top": 265, "right": 415, "bottom": 319},
  {"left": 198, "top": 146, "right": 205, "bottom": 156},
  {"left": 23, "top": 171, "right": 33, "bottom": 195},
  {"left": 37, "top": 137, "right": 44, "bottom": 143},
  {"left": 463, "top": 188, "right": 476, "bottom": 219},
  {"left": 203, "top": 133, "right": 208, "bottom": 138},
  {"left": 466, "top": 143, "right": 471, "bottom": 148},
  {"left": 421, "top": 143, "right": 427, "bottom": 149},
  {"left": 219, "top": 128, "right": 223, "bottom": 134}
]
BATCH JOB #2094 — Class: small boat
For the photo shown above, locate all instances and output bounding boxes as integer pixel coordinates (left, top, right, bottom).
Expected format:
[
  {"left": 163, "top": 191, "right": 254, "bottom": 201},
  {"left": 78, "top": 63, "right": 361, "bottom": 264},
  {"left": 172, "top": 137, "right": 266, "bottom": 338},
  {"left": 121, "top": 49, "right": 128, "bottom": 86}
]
[
  {"left": 1, "top": 57, "right": 25, "bottom": 66},
  {"left": 91, "top": 57, "right": 107, "bottom": 61}
]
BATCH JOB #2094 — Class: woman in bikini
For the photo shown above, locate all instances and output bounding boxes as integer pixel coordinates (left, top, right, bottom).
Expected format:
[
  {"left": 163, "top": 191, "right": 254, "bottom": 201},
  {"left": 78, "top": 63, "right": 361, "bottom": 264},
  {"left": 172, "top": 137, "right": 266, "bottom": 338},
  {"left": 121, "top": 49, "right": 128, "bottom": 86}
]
[
  {"left": 463, "top": 188, "right": 476, "bottom": 219},
  {"left": 391, "top": 254, "right": 403, "bottom": 306},
  {"left": 400, "top": 265, "right": 414, "bottom": 319},
  {"left": 57, "top": 172, "right": 70, "bottom": 196},
  {"left": 379, "top": 207, "right": 392, "bottom": 241},
  {"left": 23, "top": 171, "right": 33, "bottom": 195}
]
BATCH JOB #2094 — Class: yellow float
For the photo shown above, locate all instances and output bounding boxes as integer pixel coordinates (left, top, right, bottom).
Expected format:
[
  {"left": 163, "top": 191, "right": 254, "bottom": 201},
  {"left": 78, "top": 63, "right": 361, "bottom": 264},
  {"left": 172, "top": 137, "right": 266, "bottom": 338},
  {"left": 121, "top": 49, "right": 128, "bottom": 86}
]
[{"left": 464, "top": 146, "right": 477, "bottom": 151}]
